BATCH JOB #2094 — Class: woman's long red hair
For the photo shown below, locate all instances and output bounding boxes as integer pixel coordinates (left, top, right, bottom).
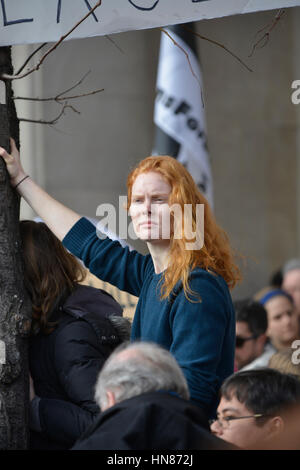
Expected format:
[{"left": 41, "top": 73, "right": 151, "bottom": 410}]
[{"left": 127, "top": 156, "right": 241, "bottom": 300}]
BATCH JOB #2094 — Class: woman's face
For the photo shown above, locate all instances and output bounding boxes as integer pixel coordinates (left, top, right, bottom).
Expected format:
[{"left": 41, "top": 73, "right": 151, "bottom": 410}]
[
  {"left": 265, "top": 295, "right": 299, "bottom": 347},
  {"left": 129, "top": 171, "right": 172, "bottom": 243}
]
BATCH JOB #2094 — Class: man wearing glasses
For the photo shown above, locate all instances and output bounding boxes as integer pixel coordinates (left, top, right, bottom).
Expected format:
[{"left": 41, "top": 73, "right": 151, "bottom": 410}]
[
  {"left": 234, "top": 299, "right": 276, "bottom": 371},
  {"left": 210, "top": 369, "right": 300, "bottom": 449}
]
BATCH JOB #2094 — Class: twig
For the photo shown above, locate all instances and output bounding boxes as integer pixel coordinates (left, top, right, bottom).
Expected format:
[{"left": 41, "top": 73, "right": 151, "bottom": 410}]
[
  {"left": 105, "top": 35, "right": 125, "bottom": 55},
  {"left": 54, "top": 71, "right": 92, "bottom": 98},
  {"left": 183, "top": 25, "right": 253, "bottom": 73},
  {"left": 14, "top": 88, "right": 104, "bottom": 102},
  {"left": 15, "top": 43, "right": 48, "bottom": 76},
  {"left": 56, "top": 88, "right": 104, "bottom": 100},
  {"left": 13, "top": 71, "right": 104, "bottom": 102},
  {"left": 1, "top": 0, "right": 102, "bottom": 81},
  {"left": 18, "top": 102, "right": 79, "bottom": 125},
  {"left": 159, "top": 27, "right": 203, "bottom": 93},
  {"left": 249, "top": 9, "right": 285, "bottom": 57}
]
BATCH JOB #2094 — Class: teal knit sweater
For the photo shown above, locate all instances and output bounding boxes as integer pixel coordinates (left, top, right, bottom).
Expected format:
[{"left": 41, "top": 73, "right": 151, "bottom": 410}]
[{"left": 63, "top": 217, "right": 235, "bottom": 416}]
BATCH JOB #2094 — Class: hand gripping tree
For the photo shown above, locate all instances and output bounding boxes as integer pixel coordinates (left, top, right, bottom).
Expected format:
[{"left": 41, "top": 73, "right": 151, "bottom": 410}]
[
  {"left": 0, "top": 1, "right": 103, "bottom": 450},
  {"left": 0, "top": 46, "right": 32, "bottom": 450}
]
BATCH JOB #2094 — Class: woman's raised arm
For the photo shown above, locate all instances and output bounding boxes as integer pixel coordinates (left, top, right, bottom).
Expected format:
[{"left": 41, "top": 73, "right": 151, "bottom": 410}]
[{"left": 0, "top": 139, "right": 80, "bottom": 241}]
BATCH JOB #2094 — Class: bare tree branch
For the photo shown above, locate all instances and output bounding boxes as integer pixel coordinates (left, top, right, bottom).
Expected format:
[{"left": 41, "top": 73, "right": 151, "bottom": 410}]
[
  {"left": 183, "top": 25, "right": 253, "bottom": 73},
  {"left": 13, "top": 71, "right": 104, "bottom": 103},
  {"left": 105, "top": 35, "right": 125, "bottom": 55},
  {"left": 14, "top": 88, "right": 104, "bottom": 103},
  {"left": 18, "top": 102, "right": 79, "bottom": 125},
  {"left": 55, "top": 71, "right": 91, "bottom": 97},
  {"left": 249, "top": 9, "right": 285, "bottom": 57},
  {"left": 159, "top": 27, "right": 205, "bottom": 105},
  {"left": 15, "top": 43, "right": 48, "bottom": 76},
  {"left": 14, "top": 71, "right": 104, "bottom": 125},
  {"left": 1, "top": 0, "right": 102, "bottom": 81},
  {"left": 159, "top": 27, "right": 203, "bottom": 89}
]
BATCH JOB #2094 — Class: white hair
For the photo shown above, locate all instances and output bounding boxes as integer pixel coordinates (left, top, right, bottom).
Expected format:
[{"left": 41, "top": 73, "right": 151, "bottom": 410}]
[{"left": 94, "top": 341, "right": 190, "bottom": 410}]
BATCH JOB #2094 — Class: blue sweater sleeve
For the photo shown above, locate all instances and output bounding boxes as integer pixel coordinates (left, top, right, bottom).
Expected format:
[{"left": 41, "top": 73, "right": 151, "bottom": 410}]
[
  {"left": 169, "top": 271, "right": 234, "bottom": 414},
  {"left": 63, "top": 217, "right": 152, "bottom": 297}
]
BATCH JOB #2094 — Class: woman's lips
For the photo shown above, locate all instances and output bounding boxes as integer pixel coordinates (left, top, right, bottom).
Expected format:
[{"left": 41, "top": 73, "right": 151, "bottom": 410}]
[{"left": 140, "top": 220, "right": 156, "bottom": 226}]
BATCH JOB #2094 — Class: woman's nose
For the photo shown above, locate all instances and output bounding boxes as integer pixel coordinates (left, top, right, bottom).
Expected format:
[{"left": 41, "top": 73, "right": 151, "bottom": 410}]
[
  {"left": 283, "top": 312, "right": 292, "bottom": 327},
  {"left": 142, "top": 198, "right": 152, "bottom": 214}
]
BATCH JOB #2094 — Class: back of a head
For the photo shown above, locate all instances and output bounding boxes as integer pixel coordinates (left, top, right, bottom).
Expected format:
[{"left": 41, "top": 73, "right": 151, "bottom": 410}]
[
  {"left": 94, "top": 341, "right": 190, "bottom": 410},
  {"left": 282, "top": 259, "right": 300, "bottom": 277},
  {"left": 234, "top": 298, "right": 268, "bottom": 336},
  {"left": 20, "top": 220, "right": 86, "bottom": 333},
  {"left": 221, "top": 368, "right": 300, "bottom": 418}
]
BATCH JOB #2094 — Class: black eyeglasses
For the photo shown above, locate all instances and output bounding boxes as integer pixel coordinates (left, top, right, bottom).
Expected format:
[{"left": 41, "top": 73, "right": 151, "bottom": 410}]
[
  {"left": 235, "top": 335, "right": 257, "bottom": 348},
  {"left": 209, "top": 414, "right": 264, "bottom": 429}
]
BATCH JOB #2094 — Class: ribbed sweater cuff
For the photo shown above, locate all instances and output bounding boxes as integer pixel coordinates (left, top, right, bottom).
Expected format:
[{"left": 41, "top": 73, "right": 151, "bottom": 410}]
[{"left": 62, "top": 217, "right": 96, "bottom": 257}]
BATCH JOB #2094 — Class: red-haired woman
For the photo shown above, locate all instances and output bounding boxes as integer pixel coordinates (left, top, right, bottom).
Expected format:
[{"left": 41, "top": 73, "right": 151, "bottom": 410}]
[{"left": 1, "top": 140, "right": 240, "bottom": 420}]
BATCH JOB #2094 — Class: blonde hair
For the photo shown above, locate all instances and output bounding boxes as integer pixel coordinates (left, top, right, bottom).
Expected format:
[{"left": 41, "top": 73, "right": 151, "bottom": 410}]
[
  {"left": 127, "top": 155, "right": 241, "bottom": 300},
  {"left": 269, "top": 349, "right": 300, "bottom": 378},
  {"left": 253, "top": 286, "right": 274, "bottom": 302}
]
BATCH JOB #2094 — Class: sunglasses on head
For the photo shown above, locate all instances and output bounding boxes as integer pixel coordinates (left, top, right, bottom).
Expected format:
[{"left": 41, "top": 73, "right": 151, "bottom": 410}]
[{"left": 235, "top": 335, "right": 257, "bottom": 348}]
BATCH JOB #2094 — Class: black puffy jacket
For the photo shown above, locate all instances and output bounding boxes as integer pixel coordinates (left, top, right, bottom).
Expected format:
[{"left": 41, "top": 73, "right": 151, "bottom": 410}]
[{"left": 29, "top": 284, "right": 129, "bottom": 449}]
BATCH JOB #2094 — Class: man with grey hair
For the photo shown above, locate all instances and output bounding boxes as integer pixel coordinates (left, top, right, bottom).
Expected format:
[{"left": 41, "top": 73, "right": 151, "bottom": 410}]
[
  {"left": 72, "top": 342, "right": 236, "bottom": 450},
  {"left": 282, "top": 258, "right": 300, "bottom": 319}
]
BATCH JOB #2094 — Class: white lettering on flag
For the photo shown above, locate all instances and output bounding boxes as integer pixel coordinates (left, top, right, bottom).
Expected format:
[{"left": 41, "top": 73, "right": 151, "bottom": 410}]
[{"left": 154, "top": 28, "right": 214, "bottom": 208}]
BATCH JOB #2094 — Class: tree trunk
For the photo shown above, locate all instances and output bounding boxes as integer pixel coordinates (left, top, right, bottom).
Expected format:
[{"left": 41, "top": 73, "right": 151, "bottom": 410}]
[{"left": 0, "top": 47, "right": 32, "bottom": 450}]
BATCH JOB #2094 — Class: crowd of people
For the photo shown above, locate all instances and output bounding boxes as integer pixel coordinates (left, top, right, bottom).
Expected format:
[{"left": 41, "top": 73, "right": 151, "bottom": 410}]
[{"left": 1, "top": 140, "right": 300, "bottom": 450}]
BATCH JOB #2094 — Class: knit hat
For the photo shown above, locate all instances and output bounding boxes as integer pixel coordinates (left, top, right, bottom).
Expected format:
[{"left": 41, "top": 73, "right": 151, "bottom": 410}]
[{"left": 282, "top": 258, "right": 300, "bottom": 276}]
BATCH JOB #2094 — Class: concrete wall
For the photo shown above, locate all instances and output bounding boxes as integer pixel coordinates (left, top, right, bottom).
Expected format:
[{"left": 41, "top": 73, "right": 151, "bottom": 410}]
[{"left": 12, "top": 7, "right": 300, "bottom": 300}]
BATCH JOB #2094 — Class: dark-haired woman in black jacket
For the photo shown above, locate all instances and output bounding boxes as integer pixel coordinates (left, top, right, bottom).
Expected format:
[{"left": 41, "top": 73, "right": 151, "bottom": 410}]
[{"left": 20, "top": 220, "right": 130, "bottom": 449}]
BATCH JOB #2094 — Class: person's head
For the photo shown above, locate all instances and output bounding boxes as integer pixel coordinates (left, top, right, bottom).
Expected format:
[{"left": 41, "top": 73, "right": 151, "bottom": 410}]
[
  {"left": 268, "top": 348, "right": 300, "bottom": 378},
  {"left": 210, "top": 369, "right": 300, "bottom": 449},
  {"left": 20, "top": 220, "right": 86, "bottom": 333},
  {"left": 234, "top": 299, "right": 268, "bottom": 370},
  {"left": 269, "top": 268, "right": 283, "bottom": 289},
  {"left": 126, "top": 156, "right": 241, "bottom": 299},
  {"left": 259, "top": 289, "right": 299, "bottom": 350},
  {"left": 282, "top": 259, "right": 300, "bottom": 317},
  {"left": 94, "top": 341, "right": 189, "bottom": 411}
]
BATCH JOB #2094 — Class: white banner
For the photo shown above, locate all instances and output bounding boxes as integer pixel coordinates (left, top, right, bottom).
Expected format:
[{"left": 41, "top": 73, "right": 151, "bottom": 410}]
[
  {"left": 0, "top": 0, "right": 299, "bottom": 47},
  {"left": 154, "top": 28, "right": 214, "bottom": 208}
]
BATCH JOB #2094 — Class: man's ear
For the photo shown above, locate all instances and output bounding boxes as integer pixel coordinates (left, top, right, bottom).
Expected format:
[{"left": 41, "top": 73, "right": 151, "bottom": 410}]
[
  {"left": 265, "top": 416, "right": 284, "bottom": 441},
  {"left": 256, "top": 333, "right": 267, "bottom": 350},
  {"left": 106, "top": 390, "right": 117, "bottom": 410}
]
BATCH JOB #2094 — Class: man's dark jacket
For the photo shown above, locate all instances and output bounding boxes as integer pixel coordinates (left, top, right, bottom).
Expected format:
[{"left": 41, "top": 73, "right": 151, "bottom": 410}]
[
  {"left": 72, "top": 391, "right": 236, "bottom": 450},
  {"left": 29, "top": 284, "right": 127, "bottom": 449}
]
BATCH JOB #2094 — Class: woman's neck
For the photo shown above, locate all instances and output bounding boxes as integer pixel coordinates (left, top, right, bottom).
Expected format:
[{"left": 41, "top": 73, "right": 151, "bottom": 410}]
[
  {"left": 271, "top": 337, "right": 295, "bottom": 351},
  {"left": 147, "top": 240, "right": 171, "bottom": 274}
]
